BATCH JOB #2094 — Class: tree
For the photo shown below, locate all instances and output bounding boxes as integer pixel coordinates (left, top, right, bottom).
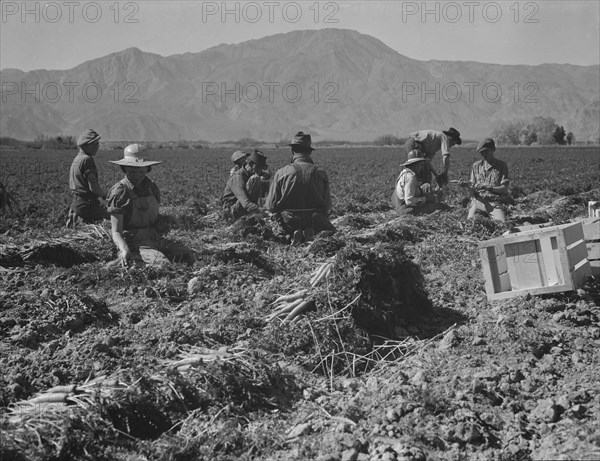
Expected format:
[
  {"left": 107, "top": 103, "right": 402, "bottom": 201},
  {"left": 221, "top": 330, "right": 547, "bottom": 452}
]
[
  {"left": 492, "top": 121, "right": 521, "bottom": 145},
  {"left": 566, "top": 132, "right": 575, "bottom": 145},
  {"left": 553, "top": 126, "right": 566, "bottom": 145}
]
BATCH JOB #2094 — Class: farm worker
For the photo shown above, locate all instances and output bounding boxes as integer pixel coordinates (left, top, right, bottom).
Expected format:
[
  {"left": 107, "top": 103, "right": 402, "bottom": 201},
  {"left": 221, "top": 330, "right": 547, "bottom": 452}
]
[
  {"left": 106, "top": 144, "right": 195, "bottom": 268},
  {"left": 404, "top": 127, "right": 462, "bottom": 187},
  {"left": 221, "top": 150, "right": 271, "bottom": 221},
  {"left": 230, "top": 150, "right": 250, "bottom": 177},
  {"left": 392, "top": 150, "right": 439, "bottom": 216},
  {"left": 265, "top": 131, "right": 335, "bottom": 245},
  {"left": 458, "top": 138, "right": 510, "bottom": 222},
  {"left": 66, "top": 129, "right": 107, "bottom": 227}
]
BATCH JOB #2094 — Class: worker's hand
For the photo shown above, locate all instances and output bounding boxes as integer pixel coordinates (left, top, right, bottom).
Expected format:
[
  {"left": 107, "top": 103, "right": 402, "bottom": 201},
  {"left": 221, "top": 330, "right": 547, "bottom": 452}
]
[
  {"left": 118, "top": 248, "right": 131, "bottom": 268},
  {"left": 475, "top": 184, "right": 490, "bottom": 192},
  {"left": 436, "top": 173, "right": 448, "bottom": 187},
  {"left": 457, "top": 179, "right": 470, "bottom": 188},
  {"left": 258, "top": 208, "right": 273, "bottom": 218},
  {"left": 420, "top": 183, "right": 432, "bottom": 194}
]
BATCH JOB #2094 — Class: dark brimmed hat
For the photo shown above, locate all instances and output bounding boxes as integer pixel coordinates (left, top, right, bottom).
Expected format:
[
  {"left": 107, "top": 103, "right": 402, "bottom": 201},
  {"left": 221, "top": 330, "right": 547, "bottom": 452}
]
[
  {"left": 109, "top": 144, "right": 163, "bottom": 167},
  {"left": 77, "top": 129, "right": 101, "bottom": 146},
  {"left": 476, "top": 138, "right": 496, "bottom": 154},
  {"left": 443, "top": 127, "right": 462, "bottom": 145},
  {"left": 231, "top": 150, "right": 250, "bottom": 163},
  {"left": 248, "top": 150, "right": 267, "bottom": 169},
  {"left": 289, "top": 131, "right": 315, "bottom": 151},
  {"left": 402, "top": 149, "right": 426, "bottom": 166}
]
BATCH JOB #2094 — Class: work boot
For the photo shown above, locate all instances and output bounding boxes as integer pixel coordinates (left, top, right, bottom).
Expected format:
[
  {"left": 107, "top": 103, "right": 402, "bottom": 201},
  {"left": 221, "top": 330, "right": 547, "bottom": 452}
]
[
  {"left": 303, "top": 227, "right": 315, "bottom": 242},
  {"left": 291, "top": 229, "right": 303, "bottom": 246}
]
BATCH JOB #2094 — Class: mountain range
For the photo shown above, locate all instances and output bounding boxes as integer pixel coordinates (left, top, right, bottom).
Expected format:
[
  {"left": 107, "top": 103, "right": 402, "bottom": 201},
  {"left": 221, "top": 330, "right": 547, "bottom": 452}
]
[{"left": 1, "top": 29, "right": 599, "bottom": 142}]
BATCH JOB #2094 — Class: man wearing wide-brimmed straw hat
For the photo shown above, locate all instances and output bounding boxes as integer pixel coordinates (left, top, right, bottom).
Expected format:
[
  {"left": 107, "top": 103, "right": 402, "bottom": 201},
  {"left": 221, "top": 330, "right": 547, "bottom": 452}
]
[
  {"left": 221, "top": 149, "right": 271, "bottom": 221},
  {"left": 265, "top": 131, "right": 335, "bottom": 245},
  {"left": 458, "top": 137, "right": 510, "bottom": 222},
  {"left": 105, "top": 144, "right": 195, "bottom": 268},
  {"left": 66, "top": 128, "right": 107, "bottom": 227},
  {"left": 404, "top": 127, "right": 462, "bottom": 187},
  {"left": 392, "top": 150, "right": 438, "bottom": 216}
]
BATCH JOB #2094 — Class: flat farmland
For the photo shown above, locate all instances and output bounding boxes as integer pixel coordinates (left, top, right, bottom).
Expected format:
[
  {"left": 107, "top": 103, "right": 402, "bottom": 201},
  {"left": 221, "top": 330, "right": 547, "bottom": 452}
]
[{"left": 1, "top": 145, "right": 600, "bottom": 461}]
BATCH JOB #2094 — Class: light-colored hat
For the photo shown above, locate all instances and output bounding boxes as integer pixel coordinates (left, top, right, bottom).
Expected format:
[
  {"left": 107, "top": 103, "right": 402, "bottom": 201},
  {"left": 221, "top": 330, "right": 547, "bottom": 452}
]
[
  {"left": 109, "top": 144, "right": 163, "bottom": 167},
  {"left": 231, "top": 150, "right": 250, "bottom": 163},
  {"left": 476, "top": 138, "right": 496, "bottom": 153},
  {"left": 402, "top": 149, "right": 426, "bottom": 166}
]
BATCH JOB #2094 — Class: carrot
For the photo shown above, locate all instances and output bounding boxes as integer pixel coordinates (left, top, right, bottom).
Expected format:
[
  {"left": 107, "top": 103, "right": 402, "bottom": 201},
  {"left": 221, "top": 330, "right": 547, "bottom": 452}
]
[
  {"left": 46, "top": 385, "right": 77, "bottom": 394},
  {"left": 282, "top": 300, "right": 313, "bottom": 323},
  {"left": 311, "top": 263, "right": 333, "bottom": 287},
  {"left": 273, "top": 289, "right": 308, "bottom": 304},
  {"left": 272, "top": 298, "right": 304, "bottom": 316},
  {"left": 309, "top": 263, "right": 329, "bottom": 285},
  {"left": 29, "top": 393, "right": 69, "bottom": 403}
]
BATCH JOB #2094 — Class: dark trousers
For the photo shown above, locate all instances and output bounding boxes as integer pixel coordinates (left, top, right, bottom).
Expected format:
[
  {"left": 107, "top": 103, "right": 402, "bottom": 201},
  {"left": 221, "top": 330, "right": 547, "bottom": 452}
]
[
  {"left": 70, "top": 195, "right": 107, "bottom": 222},
  {"left": 277, "top": 210, "right": 335, "bottom": 235},
  {"left": 391, "top": 191, "right": 438, "bottom": 216}
]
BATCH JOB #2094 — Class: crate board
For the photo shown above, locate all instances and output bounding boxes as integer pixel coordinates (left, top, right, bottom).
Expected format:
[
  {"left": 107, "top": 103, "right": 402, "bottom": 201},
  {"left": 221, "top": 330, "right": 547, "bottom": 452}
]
[
  {"left": 575, "top": 217, "right": 600, "bottom": 275},
  {"left": 479, "top": 221, "right": 591, "bottom": 300}
]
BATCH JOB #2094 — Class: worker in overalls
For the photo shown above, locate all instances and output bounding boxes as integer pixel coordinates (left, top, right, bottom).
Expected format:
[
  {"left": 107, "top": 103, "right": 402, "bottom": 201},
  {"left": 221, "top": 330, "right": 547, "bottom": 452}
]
[{"left": 106, "top": 144, "right": 195, "bottom": 268}]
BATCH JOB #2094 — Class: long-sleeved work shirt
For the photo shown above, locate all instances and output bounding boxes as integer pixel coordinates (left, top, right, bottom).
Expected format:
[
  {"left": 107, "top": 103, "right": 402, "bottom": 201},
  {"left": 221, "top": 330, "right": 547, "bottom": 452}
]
[
  {"left": 409, "top": 130, "right": 451, "bottom": 159},
  {"left": 395, "top": 168, "right": 426, "bottom": 206},
  {"left": 265, "top": 155, "right": 331, "bottom": 214},
  {"left": 221, "top": 167, "right": 260, "bottom": 213}
]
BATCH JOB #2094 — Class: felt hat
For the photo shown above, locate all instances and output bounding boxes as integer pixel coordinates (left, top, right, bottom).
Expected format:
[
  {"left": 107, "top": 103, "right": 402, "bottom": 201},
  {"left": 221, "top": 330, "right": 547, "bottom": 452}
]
[
  {"left": 248, "top": 150, "right": 267, "bottom": 169},
  {"left": 109, "top": 144, "right": 163, "bottom": 167},
  {"left": 289, "top": 131, "right": 315, "bottom": 151},
  {"left": 77, "top": 129, "right": 101, "bottom": 146},
  {"left": 476, "top": 138, "right": 496, "bottom": 154},
  {"left": 443, "top": 127, "right": 462, "bottom": 145},
  {"left": 231, "top": 150, "right": 250, "bottom": 163},
  {"left": 402, "top": 149, "right": 426, "bottom": 166}
]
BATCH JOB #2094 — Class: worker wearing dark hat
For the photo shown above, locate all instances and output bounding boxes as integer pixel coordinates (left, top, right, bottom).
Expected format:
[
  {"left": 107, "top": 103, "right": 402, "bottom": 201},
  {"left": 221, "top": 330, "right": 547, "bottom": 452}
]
[
  {"left": 265, "top": 131, "right": 335, "bottom": 245},
  {"left": 221, "top": 149, "right": 271, "bottom": 221},
  {"left": 404, "top": 127, "right": 462, "bottom": 187},
  {"left": 458, "top": 137, "right": 510, "bottom": 222},
  {"left": 66, "top": 128, "right": 107, "bottom": 227}
]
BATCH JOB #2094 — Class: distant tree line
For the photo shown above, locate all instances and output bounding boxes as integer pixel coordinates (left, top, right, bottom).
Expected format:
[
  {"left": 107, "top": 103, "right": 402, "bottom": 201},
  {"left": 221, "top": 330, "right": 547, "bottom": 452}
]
[
  {"left": 373, "top": 135, "right": 405, "bottom": 146},
  {"left": 492, "top": 117, "right": 574, "bottom": 146}
]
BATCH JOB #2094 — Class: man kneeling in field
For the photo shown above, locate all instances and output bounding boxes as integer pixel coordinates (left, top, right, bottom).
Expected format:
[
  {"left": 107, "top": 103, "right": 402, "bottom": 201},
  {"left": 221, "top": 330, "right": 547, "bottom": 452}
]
[
  {"left": 221, "top": 150, "right": 271, "bottom": 221},
  {"left": 265, "top": 131, "right": 335, "bottom": 245},
  {"left": 458, "top": 138, "right": 511, "bottom": 222},
  {"left": 392, "top": 150, "right": 439, "bottom": 216}
]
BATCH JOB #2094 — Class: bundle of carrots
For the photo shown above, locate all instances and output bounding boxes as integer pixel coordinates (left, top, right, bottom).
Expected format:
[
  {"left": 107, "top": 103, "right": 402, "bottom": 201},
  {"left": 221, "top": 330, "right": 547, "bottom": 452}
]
[
  {"left": 265, "top": 260, "right": 335, "bottom": 324},
  {"left": 8, "top": 375, "right": 127, "bottom": 424}
]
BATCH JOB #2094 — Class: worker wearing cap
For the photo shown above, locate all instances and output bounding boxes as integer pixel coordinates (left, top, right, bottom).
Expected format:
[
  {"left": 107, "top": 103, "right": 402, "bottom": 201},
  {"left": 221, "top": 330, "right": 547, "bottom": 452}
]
[
  {"left": 230, "top": 150, "right": 250, "bottom": 177},
  {"left": 221, "top": 150, "right": 271, "bottom": 221},
  {"left": 458, "top": 138, "right": 510, "bottom": 222},
  {"left": 404, "top": 127, "right": 462, "bottom": 187},
  {"left": 392, "top": 150, "right": 438, "bottom": 216},
  {"left": 67, "top": 128, "right": 107, "bottom": 227}
]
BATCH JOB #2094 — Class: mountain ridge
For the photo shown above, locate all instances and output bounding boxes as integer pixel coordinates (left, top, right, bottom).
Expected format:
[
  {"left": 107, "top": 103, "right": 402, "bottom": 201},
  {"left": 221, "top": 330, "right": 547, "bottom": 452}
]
[{"left": 1, "top": 28, "right": 598, "bottom": 142}]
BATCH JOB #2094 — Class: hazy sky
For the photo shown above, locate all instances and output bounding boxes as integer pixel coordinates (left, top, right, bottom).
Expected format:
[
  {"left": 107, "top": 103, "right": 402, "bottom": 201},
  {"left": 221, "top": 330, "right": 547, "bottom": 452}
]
[{"left": 1, "top": 1, "right": 599, "bottom": 71}]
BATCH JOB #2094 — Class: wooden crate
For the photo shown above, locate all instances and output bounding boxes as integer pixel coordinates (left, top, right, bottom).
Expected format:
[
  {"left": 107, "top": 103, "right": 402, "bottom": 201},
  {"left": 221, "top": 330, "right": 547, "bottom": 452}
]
[
  {"left": 479, "top": 221, "right": 591, "bottom": 300},
  {"left": 574, "top": 217, "right": 600, "bottom": 275}
]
